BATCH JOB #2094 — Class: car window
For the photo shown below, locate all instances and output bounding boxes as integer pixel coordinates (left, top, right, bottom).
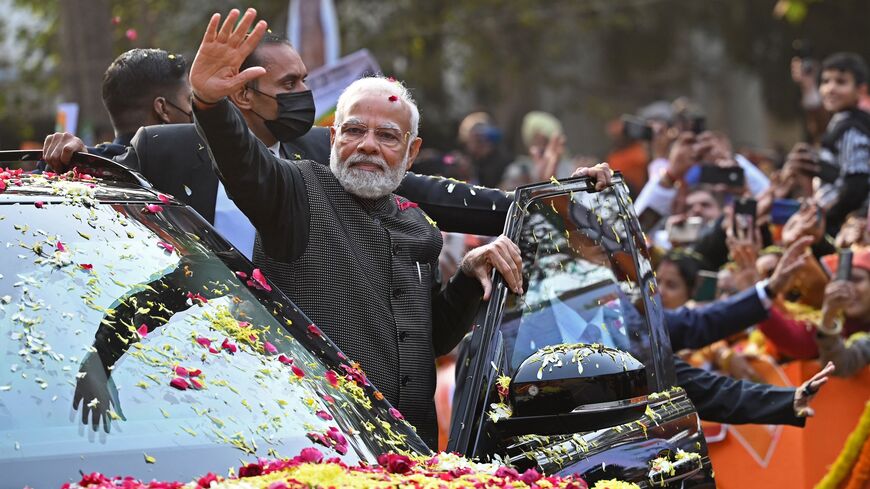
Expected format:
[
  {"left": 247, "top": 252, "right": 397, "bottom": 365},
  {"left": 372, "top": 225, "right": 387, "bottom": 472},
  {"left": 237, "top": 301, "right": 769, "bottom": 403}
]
[
  {"left": 499, "top": 186, "right": 659, "bottom": 386},
  {"left": 0, "top": 181, "right": 426, "bottom": 487}
]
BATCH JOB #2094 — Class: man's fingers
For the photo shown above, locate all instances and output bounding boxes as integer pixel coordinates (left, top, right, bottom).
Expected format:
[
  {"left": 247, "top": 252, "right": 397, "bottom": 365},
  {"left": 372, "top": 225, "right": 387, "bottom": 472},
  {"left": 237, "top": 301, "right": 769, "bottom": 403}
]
[
  {"left": 239, "top": 20, "right": 268, "bottom": 57},
  {"left": 229, "top": 8, "right": 257, "bottom": 46},
  {"left": 203, "top": 13, "right": 221, "bottom": 43},
  {"left": 234, "top": 67, "right": 268, "bottom": 88},
  {"left": 60, "top": 141, "right": 78, "bottom": 165},
  {"left": 479, "top": 273, "right": 492, "bottom": 301},
  {"left": 216, "top": 8, "right": 239, "bottom": 42},
  {"left": 489, "top": 247, "right": 521, "bottom": 294}
]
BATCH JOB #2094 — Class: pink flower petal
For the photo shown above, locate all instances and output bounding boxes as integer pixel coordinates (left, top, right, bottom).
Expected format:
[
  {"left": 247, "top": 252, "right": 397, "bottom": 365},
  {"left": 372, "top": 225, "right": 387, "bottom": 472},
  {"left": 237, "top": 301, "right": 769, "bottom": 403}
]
[
  {"left": 188, "top": 368, "right": 202, "bottom": 377},
  {"left": 208, "top": 346, "right": 220, "bottom": 354},
  {"left": 277, "top": 354, "right": 293, "bottom": 365},
  {"left": 186, "top": 291, "right": 208, "bottom": 304},
  {"left": 316, "top": 410, "right": 333, "bottom": 420},
  {"left": 169, "top": 377, "right": 189, "bottom": 390},
  {"left": 143, "top": 203, "right": 164, "bottom": 214},
  {"left": 263, "top": 341, "right": 278, "bottom": 354},
  {"left": 221, "top": 338, "right": 237, "bottom": 353},
  {"left": 298, "top": 447, "right": 323, "bottom": 463},
  {"left": 158, "top": 193, "right": 171, "bottom": 204},
  {"left": 389, "top": 407, "right": 405, "bottom": 420},
  {"left": 322, "top": 394, "right": 335, "bottom": 404},
  {"left": 249, "top": 268, "right": 272, "bottom": 292},
  {"left": 34, "top": 201, "right": 44, "bottom": 208},
  {"left": 157, "top": 241, "right": 174, "bottom": 253},
  {"left": 325, "top": 370, "right": 339, "bottom": 387},
  {"left": 307, "top": 324, "right": 323, "bottom": 338},
  {"left": 79, "top": 263, "right": 93, "bottom": 271},
  {"left": 388, "top": 95, "right": 398, "bottom": 102},
  {"left": 173, "top": 365, "right": 189, "bottom": 377},
  {"left": 195, "top": 336, "right": 212, "bottom": 347},
  {"left": 137, "top": 324, "right": 149, "bottom": 337},
  {"left": 190, "top": 378, "right": 204, "bottom": 390},
  {"left": 235, "top": 271, "right": 248, "bottom": 280},
  {"left": 55, "top": 241, "right": 66, "bottom": 252},
  {"left": 291, "top": 365, "right": 305, "bottom": 378}
]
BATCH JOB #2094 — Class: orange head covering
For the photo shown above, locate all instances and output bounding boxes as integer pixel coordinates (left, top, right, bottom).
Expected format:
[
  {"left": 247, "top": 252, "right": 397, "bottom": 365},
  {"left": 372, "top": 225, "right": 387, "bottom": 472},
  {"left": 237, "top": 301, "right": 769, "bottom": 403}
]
[{"left": 821, "top": 247, "right": 870, "bottom": 276}]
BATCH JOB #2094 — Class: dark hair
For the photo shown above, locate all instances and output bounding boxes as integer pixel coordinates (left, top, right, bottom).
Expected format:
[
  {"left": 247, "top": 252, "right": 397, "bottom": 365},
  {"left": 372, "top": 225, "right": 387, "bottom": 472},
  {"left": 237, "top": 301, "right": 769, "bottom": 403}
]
[
  {"left": 102, "top": 49, "right": 188, "bottom": 134},
  {"left": 240, "top": 33, "right": 294, "bottom": 88},
  {"left": 660, "top": 248, "right": 708, "bottom": 293},
  {"left": 821, "top": 52, "right": 869, "bottom": 86}
]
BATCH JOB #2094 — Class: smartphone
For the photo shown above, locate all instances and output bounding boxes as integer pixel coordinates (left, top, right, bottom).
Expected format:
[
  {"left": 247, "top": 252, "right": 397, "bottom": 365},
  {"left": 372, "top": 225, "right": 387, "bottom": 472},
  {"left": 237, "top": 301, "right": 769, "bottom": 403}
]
[
  {"left": 699, "top": 165, "right": 745, "bottom": 187},
  {"left": 771, "top": 198, "right": 801, "bottom": 225},
  {"left": 733, "top": 197, "right": 757, "bottom": 238},
  {"left": 622, "top": 116, "right": 653, "bottom": 141},
  {"left": 693, "top": 270, "right": 719, "bottom": 302},
  {"left": 667, "top": 217, "right": 704, "bottom": 244},
  {"left": 837, "top": 249, "right": 854, "bottom": 281},
  {"left": 637, "top": 207, "right": 663, "bottom": 231},
  {"left": 690, "top": 116, "right": 706, "bottom": 135}
]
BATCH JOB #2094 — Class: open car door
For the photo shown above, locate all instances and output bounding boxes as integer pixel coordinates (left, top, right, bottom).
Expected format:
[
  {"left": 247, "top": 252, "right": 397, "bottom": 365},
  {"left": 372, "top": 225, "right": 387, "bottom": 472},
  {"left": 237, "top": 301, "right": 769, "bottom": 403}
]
[{"left": 448, "top": 174, "right": 715, "bottom": 487}]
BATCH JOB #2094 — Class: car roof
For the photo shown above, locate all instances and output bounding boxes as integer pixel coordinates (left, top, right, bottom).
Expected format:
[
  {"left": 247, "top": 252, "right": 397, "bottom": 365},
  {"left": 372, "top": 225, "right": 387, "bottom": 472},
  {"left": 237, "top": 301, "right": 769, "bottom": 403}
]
[{"left": 0, "top": 150, "right": 164, "bottom": 204}]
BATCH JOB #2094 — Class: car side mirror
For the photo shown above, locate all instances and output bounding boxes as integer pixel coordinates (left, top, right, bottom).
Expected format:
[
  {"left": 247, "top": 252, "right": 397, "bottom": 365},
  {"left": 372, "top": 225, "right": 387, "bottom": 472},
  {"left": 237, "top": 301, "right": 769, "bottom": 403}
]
[{"left": 490, "top": 343, "right": 650, "bottom": 437}]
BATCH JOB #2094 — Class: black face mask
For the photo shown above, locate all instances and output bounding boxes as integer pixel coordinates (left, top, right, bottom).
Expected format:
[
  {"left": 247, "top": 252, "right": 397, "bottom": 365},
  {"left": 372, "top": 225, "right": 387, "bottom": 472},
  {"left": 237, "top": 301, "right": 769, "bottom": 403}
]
[{"left": 248, "top": 87, "right": 316, "bottom": 142}]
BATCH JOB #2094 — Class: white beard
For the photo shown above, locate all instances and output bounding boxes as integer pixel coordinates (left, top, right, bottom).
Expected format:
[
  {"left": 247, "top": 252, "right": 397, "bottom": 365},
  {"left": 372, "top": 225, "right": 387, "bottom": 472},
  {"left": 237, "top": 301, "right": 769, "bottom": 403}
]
[{"left": 329, "top": 146, "right": 408, "bottom": 199}]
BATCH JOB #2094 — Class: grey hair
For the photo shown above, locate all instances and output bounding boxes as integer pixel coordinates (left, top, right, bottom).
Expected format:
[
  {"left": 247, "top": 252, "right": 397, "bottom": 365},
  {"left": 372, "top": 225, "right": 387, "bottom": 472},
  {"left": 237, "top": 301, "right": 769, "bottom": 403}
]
[{"left": 333, "top": 76, "right": 419, "bottom": 138}]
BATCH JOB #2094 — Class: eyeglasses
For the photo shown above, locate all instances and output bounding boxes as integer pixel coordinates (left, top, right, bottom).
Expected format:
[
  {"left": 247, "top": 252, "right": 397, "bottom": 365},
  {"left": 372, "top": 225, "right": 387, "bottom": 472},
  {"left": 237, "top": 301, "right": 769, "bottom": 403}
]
[
  {"left": 165, "top": 98, "right": 193, "bottom": 121},
  {"left": 338, "top": 123, "right": 409, "bottom": 149}
]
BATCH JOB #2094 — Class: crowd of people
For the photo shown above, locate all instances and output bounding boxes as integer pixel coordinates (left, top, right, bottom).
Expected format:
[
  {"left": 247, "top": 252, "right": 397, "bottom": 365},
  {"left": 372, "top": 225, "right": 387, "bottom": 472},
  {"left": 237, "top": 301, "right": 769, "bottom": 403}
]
[{"left": 39, "top": 8, "right": 869, "bottom": 460}]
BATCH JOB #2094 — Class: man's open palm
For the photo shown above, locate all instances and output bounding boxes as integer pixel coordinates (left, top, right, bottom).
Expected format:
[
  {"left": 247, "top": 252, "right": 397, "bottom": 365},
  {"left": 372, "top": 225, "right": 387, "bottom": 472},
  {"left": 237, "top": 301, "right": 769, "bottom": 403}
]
[{"left": 190, "top": 8, "right": 268, "bottom": 104}]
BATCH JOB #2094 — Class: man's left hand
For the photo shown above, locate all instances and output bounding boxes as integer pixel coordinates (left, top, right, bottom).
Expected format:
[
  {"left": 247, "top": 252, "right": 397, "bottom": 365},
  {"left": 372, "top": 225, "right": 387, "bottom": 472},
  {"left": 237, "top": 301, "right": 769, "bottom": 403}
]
[
  {"left": 461, "top": 235, "right": 523, "bottom": 301},
  {"left": 794, "top": 361, "right": 834, "bottom": 417},
  {"left": 571, "top": 162, "right": 613, "bottom": 191}
]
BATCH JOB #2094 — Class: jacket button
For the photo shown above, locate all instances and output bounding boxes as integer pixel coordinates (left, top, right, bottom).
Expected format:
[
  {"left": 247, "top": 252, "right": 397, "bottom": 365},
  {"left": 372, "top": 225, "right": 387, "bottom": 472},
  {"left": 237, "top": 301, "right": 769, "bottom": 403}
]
[
  {"left": 392, "top": 288, "right": 403, "bottom": 299},
  {"left": 399, "top": 331, "right": 408, "bottom": 342},
  {"left": 401, "top": 375, "right": 411, "bottom": 386}
]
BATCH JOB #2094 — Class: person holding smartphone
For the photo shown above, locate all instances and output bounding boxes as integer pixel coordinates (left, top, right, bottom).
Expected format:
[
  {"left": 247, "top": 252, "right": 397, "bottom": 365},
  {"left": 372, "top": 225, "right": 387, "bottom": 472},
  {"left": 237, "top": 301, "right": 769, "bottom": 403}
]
[{"left": 758, "top": 248, "right": 870, "bottom": 362}]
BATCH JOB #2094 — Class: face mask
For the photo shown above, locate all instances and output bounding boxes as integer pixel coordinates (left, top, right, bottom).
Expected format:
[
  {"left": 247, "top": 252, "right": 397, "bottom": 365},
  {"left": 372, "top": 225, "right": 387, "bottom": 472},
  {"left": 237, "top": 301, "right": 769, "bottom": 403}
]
[{"left": 249, "top": 87, "right": 316, "bottom": 142}]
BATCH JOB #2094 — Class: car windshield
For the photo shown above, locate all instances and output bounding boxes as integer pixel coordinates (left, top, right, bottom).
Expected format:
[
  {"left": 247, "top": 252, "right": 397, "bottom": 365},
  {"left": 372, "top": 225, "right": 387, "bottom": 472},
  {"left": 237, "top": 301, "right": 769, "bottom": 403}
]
[
  {"left": 0, "top": 175, "right": 426, "bottom": 487},
  {"left": 499, "top": 184, "right": 666, "bottom": 386}
]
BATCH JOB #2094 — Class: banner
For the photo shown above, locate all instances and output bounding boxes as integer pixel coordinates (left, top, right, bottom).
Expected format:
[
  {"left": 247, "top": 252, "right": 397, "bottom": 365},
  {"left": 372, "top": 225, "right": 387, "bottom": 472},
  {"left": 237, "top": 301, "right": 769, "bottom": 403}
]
[
  {"left": 55, "top": 102, "right": 79, "bottom": 135},
  {"left": 307, "top": 49, "right": 381, "bottom": 127}
]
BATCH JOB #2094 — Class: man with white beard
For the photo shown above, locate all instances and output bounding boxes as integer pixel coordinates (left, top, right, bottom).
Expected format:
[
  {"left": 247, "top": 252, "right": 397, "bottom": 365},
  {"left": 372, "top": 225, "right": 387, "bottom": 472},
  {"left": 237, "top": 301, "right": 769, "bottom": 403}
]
[{"left": 189, "top": 8, "right": 523, "bottom": 448}]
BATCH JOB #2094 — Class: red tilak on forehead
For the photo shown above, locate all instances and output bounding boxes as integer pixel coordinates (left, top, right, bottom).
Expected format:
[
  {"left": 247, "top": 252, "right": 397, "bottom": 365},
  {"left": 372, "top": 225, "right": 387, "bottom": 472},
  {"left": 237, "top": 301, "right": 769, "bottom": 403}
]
[{"left": 388, "top": 95, "right": 398, "bottom": 102}]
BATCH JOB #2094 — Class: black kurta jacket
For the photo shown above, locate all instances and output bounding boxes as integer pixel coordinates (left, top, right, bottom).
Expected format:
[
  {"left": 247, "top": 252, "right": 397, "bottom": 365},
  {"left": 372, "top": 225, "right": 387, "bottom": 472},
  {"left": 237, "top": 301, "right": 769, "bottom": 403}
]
[{"left": 192, "top": 99, "right": 483, "bottom": 448}]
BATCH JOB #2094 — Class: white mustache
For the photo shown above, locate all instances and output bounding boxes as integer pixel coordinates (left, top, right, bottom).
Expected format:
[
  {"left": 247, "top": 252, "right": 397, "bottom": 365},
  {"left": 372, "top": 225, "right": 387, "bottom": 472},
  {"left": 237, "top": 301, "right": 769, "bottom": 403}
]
[{"left": 345, "top": 154, "right": 388, "bottom": 171}]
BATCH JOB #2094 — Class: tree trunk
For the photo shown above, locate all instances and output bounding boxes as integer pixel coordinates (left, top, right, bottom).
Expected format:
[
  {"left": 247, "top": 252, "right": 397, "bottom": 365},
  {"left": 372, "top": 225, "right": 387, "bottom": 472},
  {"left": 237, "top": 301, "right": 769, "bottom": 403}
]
[{"left": 57, "top": 0, "right": 113, "bottom": 143}]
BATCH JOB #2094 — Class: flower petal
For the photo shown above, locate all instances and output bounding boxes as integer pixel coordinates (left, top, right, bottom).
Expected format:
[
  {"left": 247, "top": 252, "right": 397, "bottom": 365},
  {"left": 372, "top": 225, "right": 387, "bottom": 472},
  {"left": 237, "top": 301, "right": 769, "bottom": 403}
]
[
  {"left": 169, "top": 377, "right": 189, "bottom": 390},
  {"left": 263, "top": 341, "right": 278, "bottom": 354},
  {"left": 157, "top": 241, "right": 174, "bottom": 253},
  {"left": 143, "top": 203, "right": 164, "bottom": 214},
  {"left": 316, "top": 410, "right": 333, "bottom": 420},
  {"left": 137, "top": 324, "right": 149, "bottom": 337},
  {"left": 158, "top": 193, "right": 171, "bottom": 204},
  {"left": 291, "top": 365, "right": 305, "bottom": 378},
  {"left": 388, "top": 407, "right": 405, "bottom": 420},
  {"left": 277, "top": 354, "right": 293, "bottom": 365}
]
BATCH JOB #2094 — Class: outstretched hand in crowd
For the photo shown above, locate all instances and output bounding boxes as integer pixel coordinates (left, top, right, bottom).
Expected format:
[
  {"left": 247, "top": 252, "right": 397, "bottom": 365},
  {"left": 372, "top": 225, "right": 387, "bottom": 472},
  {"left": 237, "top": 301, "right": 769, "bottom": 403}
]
[{"left": 189, "top": 8, "right": 268, "bottom": 107}]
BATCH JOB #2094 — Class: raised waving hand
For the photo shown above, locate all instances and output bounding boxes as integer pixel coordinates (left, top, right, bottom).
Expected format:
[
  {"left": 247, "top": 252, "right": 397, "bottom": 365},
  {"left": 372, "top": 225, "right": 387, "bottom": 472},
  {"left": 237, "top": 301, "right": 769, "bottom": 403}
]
[{"left": 189, "top": 8, "right": 268, "bottom": 105}]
